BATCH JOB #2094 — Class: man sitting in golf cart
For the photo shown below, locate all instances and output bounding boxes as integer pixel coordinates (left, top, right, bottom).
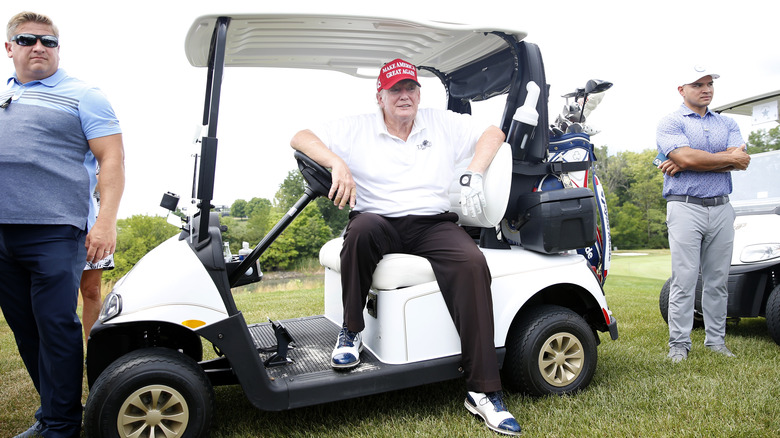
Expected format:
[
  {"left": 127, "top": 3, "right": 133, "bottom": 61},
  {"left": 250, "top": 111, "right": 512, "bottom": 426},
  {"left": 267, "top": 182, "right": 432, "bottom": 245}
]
[{"left": 291, "top": 59, "right": 521, "bottom": 436}]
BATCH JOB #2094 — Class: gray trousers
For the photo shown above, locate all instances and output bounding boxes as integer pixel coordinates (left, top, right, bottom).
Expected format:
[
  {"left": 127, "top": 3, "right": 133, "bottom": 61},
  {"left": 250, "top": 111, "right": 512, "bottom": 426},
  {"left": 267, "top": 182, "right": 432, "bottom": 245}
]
[{"left": 666, "top": 201, "right": 735, "bottom": 350}]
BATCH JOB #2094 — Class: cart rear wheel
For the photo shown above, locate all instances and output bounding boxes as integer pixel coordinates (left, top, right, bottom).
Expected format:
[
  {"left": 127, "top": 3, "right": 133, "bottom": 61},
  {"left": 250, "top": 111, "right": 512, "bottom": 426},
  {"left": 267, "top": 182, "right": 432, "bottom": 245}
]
[
  {"left": 502, "top": 305, "right": 597, "bottom": 396},
  {"left": 84, "top": 347, "right": 214, "bottom": 438},
  {"left": 659, "top": 277, "right": 704, "bottom": 328},
  {"left": 659, "top": 278, "right": 671, "bottom": 323}
]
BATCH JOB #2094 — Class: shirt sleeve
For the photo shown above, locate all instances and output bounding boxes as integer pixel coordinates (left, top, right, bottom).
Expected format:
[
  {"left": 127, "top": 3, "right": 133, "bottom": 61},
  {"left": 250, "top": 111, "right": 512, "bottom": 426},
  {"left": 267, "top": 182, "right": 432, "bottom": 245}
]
[
  {"left": 79, "top": 87, "right": 122, "bottom": 140},
  {"left": 311, "top": 117, "right": 351, "bottom": 160},
  {"left": 724, "top": 116, "right": 745, "bottom": 148},
  {"left": 440, "top": 109, "right": 490, "bottom": 163},
  {"left": 656, "top": 113, "right": 688, "bottom": 156}
]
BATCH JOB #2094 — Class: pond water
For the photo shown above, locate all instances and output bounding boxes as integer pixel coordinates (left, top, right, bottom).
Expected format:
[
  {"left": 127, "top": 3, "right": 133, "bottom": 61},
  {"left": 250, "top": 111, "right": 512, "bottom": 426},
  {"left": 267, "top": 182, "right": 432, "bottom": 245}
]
[{"left": 235, "top": 272, "right": 325, "bottom": 293}]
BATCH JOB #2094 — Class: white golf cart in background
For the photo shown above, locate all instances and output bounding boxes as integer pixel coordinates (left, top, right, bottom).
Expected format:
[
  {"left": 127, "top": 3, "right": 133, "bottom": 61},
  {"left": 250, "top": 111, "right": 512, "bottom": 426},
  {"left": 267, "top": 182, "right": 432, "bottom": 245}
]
[
  {"left": 83, "top": 14, "right": 618, "bottom": 437},
  {"left": 659, "top": 90, "right": 780, "bottom": 345}
]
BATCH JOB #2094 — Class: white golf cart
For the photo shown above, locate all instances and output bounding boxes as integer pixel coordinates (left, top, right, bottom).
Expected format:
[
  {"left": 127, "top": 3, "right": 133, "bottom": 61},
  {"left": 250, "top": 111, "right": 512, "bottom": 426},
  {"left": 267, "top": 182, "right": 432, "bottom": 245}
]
[
  {"left": 84, "top": 14, "right": 618, "bottom": 437},
  {"left": 659, "top": 90, "right": 780, "bottom": 345}
]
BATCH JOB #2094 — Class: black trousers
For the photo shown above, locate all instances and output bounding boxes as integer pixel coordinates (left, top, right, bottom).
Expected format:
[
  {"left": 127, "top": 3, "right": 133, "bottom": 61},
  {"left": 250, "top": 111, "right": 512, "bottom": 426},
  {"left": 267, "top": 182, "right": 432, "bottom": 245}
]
[
  {"left": 340, "top": 211, "right": 502, "bottom": 393},
  {"left": 0, "top": 224, "right": 86, "bottom": 438}
]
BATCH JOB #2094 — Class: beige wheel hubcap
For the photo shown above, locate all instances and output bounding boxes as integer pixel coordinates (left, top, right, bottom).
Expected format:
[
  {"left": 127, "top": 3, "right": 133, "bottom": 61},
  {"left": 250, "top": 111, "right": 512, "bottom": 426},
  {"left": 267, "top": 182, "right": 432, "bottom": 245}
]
[
  {"left": 538, "top": 331, "right": 584, "bottom": 387},
  {"left": 117, "top": 384, "right": 189, "bottom": 437}
]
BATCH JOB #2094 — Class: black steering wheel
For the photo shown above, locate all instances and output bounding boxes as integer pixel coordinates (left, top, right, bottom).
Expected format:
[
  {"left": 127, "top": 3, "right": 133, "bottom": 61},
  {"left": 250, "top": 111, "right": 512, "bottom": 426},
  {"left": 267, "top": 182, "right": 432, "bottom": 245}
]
[{"left": 294, "top": 151, "right": 333, "bottom": 199}]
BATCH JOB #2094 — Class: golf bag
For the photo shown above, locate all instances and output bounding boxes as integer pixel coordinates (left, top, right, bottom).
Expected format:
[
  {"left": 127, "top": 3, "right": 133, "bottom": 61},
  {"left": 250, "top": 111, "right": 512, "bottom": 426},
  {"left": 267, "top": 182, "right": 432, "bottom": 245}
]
[{"left": 537, "top": 133, "right": 611, "bottom": 283}]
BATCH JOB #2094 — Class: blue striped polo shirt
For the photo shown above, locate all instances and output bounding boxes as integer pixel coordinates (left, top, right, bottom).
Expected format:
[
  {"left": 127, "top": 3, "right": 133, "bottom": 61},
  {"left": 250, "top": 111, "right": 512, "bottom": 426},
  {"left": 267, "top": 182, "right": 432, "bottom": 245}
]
[{"left": 0, "top": 69, "right": 122, "bottom": 229}]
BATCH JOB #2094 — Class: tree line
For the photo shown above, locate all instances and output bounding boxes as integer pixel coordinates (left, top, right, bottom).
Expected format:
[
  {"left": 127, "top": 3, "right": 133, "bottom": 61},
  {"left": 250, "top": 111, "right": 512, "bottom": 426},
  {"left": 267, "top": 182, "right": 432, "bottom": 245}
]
[
  {"left": 104, "top": 126, "right": 778, "bottom": 282},
  {"left": 221, "top": 171, "right": 350, "bottom": 271},
  {"left": 596, "top": 125, "right": 778, "bottom": 249},
  {"left": 103, "top": 170, "right": 350, "bottom": 283}
]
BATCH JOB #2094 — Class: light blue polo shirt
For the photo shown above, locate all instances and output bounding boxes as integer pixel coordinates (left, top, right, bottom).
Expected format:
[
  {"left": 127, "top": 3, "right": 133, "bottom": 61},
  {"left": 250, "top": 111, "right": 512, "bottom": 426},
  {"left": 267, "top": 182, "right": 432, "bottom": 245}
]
[
  {"left": 656, "top": 103, "right": 743, "bottom": 198},
  {"left": 0, "top": 69, "right": 122, "bottom": 229}
]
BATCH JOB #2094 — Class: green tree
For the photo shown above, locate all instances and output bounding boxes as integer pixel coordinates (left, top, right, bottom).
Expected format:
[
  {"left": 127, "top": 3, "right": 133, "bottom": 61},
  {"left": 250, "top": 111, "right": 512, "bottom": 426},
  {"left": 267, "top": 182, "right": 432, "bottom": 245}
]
[
  {"left": 220, "top": 198, "right": 274, "bottom": 253},
  {"left": 219, "top": 216, "right": 248, "bottom": 254},
  {"left": 592, "top": 146, "right": 667, "bottom": 250},
  {"left": 610, "top": 202, "right": 646, "bottom": 249},
  {"left": 315, "top": 197, "right": 350, "bottom": 235},
  {"left": 257, "top": 170, "right": 336, "bottom": 270},
  {"left": 245, "top": 198, "right": 273, "bottom": 244},
  {"left": 274, "top": 169, "right": 349, "bottom": 236},
  {"left": 258, "top": 209, "right": 299, "bottom": 271},
  {"left": 289, "top": 204, "right": 333, "bottom": 260},
  {"left": 747, "top": 126, "right": 780, "bottom": 153},
  {"left": 624, "top": 150, "right": 667, "bottom": 248},
  {"left": 246, "top": 209, "right": 271, "bottom": 244},
  {"left": 275, "top": 170, "right": 305, "bottom": 211},
  {"left": 594, "top": 145, "right": 630, "bottom": 203},
  {"left": 230, "top": 199, "right": 247, "bottom": 218},
  {"left": 646, "top": 208, "right": 668, "bottom": 249},
  {"left": 258, "top": 206, "right": 331, "bottom": 271},
  {"left": 246, "top": 197, "right": 272, "bottom": 219}
]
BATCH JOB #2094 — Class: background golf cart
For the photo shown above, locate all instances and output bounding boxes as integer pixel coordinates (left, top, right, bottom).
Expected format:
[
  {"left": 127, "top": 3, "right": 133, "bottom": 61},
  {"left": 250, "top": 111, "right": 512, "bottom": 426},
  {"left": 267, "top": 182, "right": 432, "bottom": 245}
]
[
  {"left": 84, "top": 14, "right": 617, "bottom": 438},
  {"left": 659, "top": 90, "right": 780, "bottom": 345}
]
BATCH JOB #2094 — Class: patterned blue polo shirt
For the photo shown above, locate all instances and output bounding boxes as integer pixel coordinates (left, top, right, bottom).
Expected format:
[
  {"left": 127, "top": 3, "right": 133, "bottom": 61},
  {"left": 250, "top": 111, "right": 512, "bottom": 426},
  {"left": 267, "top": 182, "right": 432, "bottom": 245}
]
[
  {"left": 656, "top": 103, "right": 744, "bottom": 198},
  {"left": 0, "top": 69, "right": 122, "bottom": 229}
]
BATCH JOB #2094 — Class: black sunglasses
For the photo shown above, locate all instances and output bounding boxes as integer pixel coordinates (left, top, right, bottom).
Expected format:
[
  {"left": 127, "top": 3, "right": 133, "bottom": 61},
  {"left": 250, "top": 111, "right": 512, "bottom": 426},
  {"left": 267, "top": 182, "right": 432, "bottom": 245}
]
[{"left": 11, "top": 33, "right": 59, "bottom": 48}]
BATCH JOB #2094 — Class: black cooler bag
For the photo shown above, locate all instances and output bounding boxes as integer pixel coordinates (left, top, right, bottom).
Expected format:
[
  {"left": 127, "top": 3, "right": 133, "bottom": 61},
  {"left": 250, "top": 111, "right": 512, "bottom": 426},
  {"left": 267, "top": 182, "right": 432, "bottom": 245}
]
[{"left": 513, "top": 187, "right": 597, "bottom": 254}]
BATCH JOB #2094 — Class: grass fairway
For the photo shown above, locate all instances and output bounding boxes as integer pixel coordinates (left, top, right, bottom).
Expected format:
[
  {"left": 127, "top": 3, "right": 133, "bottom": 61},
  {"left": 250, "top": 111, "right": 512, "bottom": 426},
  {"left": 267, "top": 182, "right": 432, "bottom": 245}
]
[
  {"left": 610, "top": 249, "right": 671, "bottom": 281},
  {"left": 2, "top": 250, "right": 779, "bottom": 437}
]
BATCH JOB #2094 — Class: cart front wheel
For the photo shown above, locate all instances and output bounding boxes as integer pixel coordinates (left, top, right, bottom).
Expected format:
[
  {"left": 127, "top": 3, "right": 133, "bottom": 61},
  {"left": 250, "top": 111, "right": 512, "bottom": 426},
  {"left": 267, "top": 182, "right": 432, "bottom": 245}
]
[{"left": 84, "top": 347, "right": 214, "bottom": 438}]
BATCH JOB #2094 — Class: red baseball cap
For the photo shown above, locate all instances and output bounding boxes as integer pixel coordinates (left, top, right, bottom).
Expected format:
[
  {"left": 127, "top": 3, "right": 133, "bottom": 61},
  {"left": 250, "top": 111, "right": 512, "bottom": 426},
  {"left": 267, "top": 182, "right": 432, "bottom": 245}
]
[{"left": 376, "top": 58, "right": 421, "bottom": 91}]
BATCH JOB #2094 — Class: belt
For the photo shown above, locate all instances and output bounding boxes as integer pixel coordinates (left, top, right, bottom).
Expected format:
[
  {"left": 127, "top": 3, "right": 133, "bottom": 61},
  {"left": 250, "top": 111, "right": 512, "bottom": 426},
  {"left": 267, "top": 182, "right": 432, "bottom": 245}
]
[{"left": 666, "top": 195, "right": 729, "bottom": 206}]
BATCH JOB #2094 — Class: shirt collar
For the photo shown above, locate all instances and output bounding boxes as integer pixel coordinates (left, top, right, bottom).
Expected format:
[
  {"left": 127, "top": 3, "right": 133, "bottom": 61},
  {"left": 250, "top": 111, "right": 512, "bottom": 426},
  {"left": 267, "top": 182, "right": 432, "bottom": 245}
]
[
  {"left": 678, "top": 102, "right": 713, "bottom": 118},
  {"left": 376, "top": 107, "right": 426, "bottom": 138},
  {"left": 7, "top": 68, "right": 66, "bottom": 87},
  {"left": 411, "top": 112, "right": 426, "bottom": 136}
]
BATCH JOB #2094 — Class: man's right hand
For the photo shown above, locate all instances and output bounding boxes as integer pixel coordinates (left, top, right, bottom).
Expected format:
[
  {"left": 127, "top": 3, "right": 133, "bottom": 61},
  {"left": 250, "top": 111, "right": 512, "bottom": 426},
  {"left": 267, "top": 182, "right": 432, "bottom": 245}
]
[
  {"left": 291, "top": 129, "right": 356, "bottom": 209},
  {"left": 328, "top": 161, "right": 357, "bottom": 209}
]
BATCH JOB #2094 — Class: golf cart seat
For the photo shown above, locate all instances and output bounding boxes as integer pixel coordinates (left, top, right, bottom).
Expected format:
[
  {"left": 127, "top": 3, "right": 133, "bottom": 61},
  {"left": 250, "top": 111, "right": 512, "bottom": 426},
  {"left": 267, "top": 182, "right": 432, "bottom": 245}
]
[{"left": 319, "top": 142, "right": 511, "bottom": 290}]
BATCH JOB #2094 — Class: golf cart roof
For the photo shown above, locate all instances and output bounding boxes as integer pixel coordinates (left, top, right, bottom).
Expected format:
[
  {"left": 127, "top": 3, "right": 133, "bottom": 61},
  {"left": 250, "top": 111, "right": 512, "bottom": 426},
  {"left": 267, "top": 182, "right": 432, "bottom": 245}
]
[
  {"left": 184, "top": 13, "right": 547, "bottom": 246},
  {"left": 713, "top": 89, "right": 780, "bottom": 118},
  {"left": 185, "top": 14, "right": 527, "bottom": 78}
]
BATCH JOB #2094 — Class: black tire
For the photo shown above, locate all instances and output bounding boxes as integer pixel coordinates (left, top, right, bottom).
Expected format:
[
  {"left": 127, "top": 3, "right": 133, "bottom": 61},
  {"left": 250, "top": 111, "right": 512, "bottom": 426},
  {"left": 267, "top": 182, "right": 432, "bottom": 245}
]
[
  {"left": 766, "top": 285, "right": 780, "bottom": 346},
  {"left": 660, "top": 278, "right": 671, "bottom": 324},
  {"left": 84, "top": 347, "right": 215, "bottom": 438},
  {"left": 659, "top": 277, "right": 704, "bottom": 328},
  {"left": 502, "top": 305, "right": 597, "bottom": 396}
]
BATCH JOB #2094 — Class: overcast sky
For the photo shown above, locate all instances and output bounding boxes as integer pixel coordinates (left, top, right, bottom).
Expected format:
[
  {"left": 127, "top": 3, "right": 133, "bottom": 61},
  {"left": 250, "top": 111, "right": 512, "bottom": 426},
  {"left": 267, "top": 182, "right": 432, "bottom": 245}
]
[{"left": 4, "top": 0, "right": 779, "bottom": 219}]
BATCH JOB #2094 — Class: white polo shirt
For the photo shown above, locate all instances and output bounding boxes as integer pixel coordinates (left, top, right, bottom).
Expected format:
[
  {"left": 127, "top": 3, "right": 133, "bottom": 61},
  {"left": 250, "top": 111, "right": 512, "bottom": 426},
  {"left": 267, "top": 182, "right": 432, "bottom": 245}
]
[{"left": 313, "top": 108, "right": 488, "bottom": 217}]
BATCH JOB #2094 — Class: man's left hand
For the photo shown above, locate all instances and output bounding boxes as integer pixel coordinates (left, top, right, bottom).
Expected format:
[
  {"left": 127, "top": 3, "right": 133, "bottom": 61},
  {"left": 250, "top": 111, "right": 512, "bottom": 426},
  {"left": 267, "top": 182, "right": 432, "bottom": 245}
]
[
  {"left": 459, "top": 171, "right": 486, "bottom": 217},
  {"left": 85, "top": 219, "right": 117, "bottom": 263}
]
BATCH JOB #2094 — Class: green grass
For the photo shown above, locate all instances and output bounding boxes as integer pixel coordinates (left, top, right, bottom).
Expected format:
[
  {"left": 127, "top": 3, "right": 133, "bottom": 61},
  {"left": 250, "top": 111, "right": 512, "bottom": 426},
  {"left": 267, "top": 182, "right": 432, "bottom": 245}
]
[
  {"left": 610, "top": 249, "right": 672, "bottom": 281},
  {"left": 2, "top": 252, "right": 780, "bottom": 437}
]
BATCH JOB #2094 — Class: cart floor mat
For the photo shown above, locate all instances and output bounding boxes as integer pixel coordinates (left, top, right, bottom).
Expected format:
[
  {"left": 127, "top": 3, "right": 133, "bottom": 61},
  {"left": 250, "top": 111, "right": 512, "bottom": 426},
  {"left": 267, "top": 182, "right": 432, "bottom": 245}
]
[{"left": 248, "top": 316, "right": 381, "bottom": 380}]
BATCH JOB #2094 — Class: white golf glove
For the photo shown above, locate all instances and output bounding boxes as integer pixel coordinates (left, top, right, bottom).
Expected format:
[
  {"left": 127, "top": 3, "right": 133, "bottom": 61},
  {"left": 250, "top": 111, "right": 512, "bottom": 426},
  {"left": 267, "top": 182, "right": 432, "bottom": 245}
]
[{"left": 459, "top": 171, "right": 485, "bottom": 218}]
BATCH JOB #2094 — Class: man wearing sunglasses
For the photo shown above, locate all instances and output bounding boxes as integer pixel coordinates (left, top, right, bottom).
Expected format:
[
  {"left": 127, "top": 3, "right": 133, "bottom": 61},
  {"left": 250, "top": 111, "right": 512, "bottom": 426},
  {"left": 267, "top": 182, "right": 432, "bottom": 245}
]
[{"left": 1, "top": 11, "right": 125, "bottom": 438}]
